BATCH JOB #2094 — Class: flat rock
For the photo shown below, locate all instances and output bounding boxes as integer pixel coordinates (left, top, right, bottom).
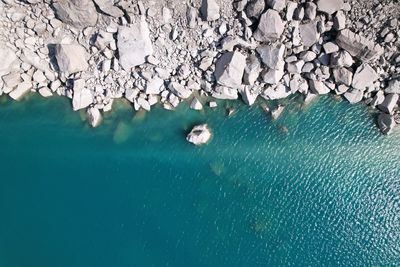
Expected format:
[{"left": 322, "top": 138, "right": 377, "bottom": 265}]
[
  {"left": 72, "top": 79, "right": 93, "bottom": 111},
  {"left": 316, "top": 0, "right": 344, "bottom": 15},
  {"left": 117, "top": 19, "right": 153, "bottom": 70},
  {"left": 254, "top": 9, "right": 285, "bottom": 42},
  {"left": 200, "top": 0, "right": 220, "bottom": 21},
  {"left": 93, "top": 0, "right": 124, "bottom": 18},
  {"left": 352, "top": 64, "right": 378, "bottom": 90},
  {"left": 186, "top": 124, "right": 212, "bottom": 145},
  {"left": 309, "top": 80, "right": 330, "bottom": 95},
  {"left": 385, "top": 79, "right": 400, "bottom": 94},
  {"left": 55, "top": 44, "right": 89, "bottom": 73},
  {"left": 378, "top": 94, "right": 399, "bottom": 114},
  {"left": 38, "top": 87, "right": 53, "bottom": 98},
  {"left": 168, "top": 82, "right": 192, "bottom": 99},
  {"left": 214, "top": 51, "right": 246, "bottom": 88},
  {"left": 53, "top": 0, "right": 98, "bottom": 29},
  {"left": 256, "top": 43, "right": 285, "bottom": 69},
  {"left": 87, "top": 107, "right": 102, "bottom": 127},
  {"left": 344, "top": 89, "right": 364, "bottom": 104},
  {"left": 9, "top": 82, "right": 32, "bottom": 100},
  {"left": 377, "top": 113, "right": 396, "bottom": 135},
  {"left": 299, "top": 21, "right": 320, "bottom": 47}
]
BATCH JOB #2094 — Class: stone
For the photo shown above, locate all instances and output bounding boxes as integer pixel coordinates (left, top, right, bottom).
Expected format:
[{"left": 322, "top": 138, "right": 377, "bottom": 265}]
[
  {"left": 385, "top": 79, "right": 400, "bottom": 94},
  {"left": 254, "top": 9, "right": 285, "bottom": 42},
  {"left": 286, "top": 60, "right": 305, "bottom": 74},
  {"left": 289, "top": 74, "right": 308, "bottom": 93},
  {"left": 256, "top": 44, "right": 285, "bottom": 69},
  {"left": 0, "top": 43, "right": 19, "bottom": 76},
  {"left": 190, "top": 98, "right": 203, "bottom": 110},
  {"left": 378, "top": 94, "right": 399, "bottom": 114},
  {"left": 2, "top": 72, "right": 21, "bottom": 90},
  {"left": 316, "top": 0, "right": 344, "bottom": 15},
  {"left": 299, "top": 21, "right": 319, "bottom": 47},
  {"left": 87, "top": 107, "right": 102, "bottom": 127},
  {"left": 168, "top": 82, "right": 192, "bottom": 99},
  {"left": 214, "top": 51, "right": 246, "bottom": 88},
  {"left": 309, "top": 80, "right": 330, "bottom": 95},
  {"left": 370, "top": 90, "right": 385, "bottom": 107},
  {"left": 333, "top": 68, "right": 353, "bottom": 86},
  {"left": 263, "top": 84, "right": 291, "bottom": 100},
  {"left": 344, "top": 89, "right": 364, "bottom": 104},
  {"left": 212, "top": 86, "right": 238, "bottom": 100},
  {"left": 271, "top": 105, "right": 285, "bottom": 120},
  {"left": 246, "top": 0, "right": 265, "bottom": 19},
  {"left": 209, "top": 101, "right": 218, "bottom": 108},
  {"left": 261, "top": 68, "right": 284, "bottom": 85},
  {"left": 146, "top": 77, "right": 164, "bottom": 95},
  {"left": 53, "top": 0, "right": 98, "bottom": 29},
  {"left": 9, "top": 82, "right": 32, "bottom": 100},
  {"left": 266, "top": 0, "right": 286, "bottom": 12},
  {"left": 304, "top": 2, "right": 317, "bottom": 20},
  {"left": 187, "top": 6, "right": 198, "bottom": 28},
  {"left": 323, "top": 42, "right": 339, "bottom": 54},
  {"left": 33, "top": 70, "right": 46, "bottom": 83},
  {"left": 336, "top": 29, "right": 384, "bottom": 62},
  {"left": 352, "top": 64, "right": 379, "bottom": 90},
  {"left": 239, "top": 86, "right": 258, "bottom": 105},
  {"left": 286, "top": 1, "right": 297, "bottom": 21},
  {"left": 377, "top": 113, "right": 396, "bottom": 135},
  {"left": 55, "top": 44, "right": 89, "bottom": 73},
  {"left": 200, "top": 0, "right": 220, "bottom": 21},
  {"left": 243, "top": 54, "right": 261, "bottom": 85},
  {"left": 117, "top": 19, "right": 153, "bottom": 70},
  {"left": 38, "top": 87, "right": 53, "bottom": 98},
  {"left": 186, "top": 124, "right": 212, "bottom": 145},
  {"left": 330, "top": 51, "right": 354, "bottom": 67},
  {"left": 333, "top": 10, "right": 346, "bottom": 30},
  {"left": 137, "top": 96, "right": 151, "bottom": 111},
  {"left": 93, "top": 0, "right": 124, "bottom": 18},
  {"left": 72, "top": 79, "right": 93, "bottom": 111}
]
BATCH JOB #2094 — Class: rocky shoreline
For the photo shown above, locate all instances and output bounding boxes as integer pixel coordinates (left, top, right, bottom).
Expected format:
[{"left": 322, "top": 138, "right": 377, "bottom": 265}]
[{"left": 0, "top": 0, "right": 399, "bottom": 135}]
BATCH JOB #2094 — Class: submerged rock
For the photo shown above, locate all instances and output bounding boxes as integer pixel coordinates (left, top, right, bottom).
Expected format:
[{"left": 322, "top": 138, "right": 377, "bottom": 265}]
[
  {"left": 377, "top": 113, "right": 396, "bottom": 135},
  {"left": 186, "top": 124, "right": 212, "bottom": 145}
]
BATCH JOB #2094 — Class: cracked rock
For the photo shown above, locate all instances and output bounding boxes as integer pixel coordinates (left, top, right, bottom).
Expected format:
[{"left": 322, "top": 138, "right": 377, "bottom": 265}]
[
  {"left": 351, "top": 64, "right": 379, "bottom": 90},
  {"left": 214, "top": 51, "right": 246, "bottom": 88},
  {"left": 254, "top": 9, "right": 285, "bottom": 42},
  {"left": 55, "top": 44, "right": 89, "bottom": 73},
  {"left": 200, "top": 0, "right": 220, "bottom": 21},
  {"left": 53, "top": 0, "right": 98, "bottom": 29}
]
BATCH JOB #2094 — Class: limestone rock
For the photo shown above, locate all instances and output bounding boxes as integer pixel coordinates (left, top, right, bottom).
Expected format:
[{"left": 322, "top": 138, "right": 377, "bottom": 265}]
[
  {"left": 246, "top": 0, "right": 265, "bottom": 19},
  {"left": 254, "top": 9, "right": 285, "bottom": 42},
  {"left": 214, "top": 51, "right": 246, "bottom": 88},
  {"left": 333, "top": 68, "right": 353, "bottom": 86},
  {"left": 212, "top": 86, "right": 238, "bottom": 100},
  {"left": 38, "top": 87, "right": 53, "bottom": 98},
  {"left": 263, "top": 84, "right": 291, "bottom": 100},
  {"left": 271, "top": 105, "right": 285, "bottom": 120},
  {"left": 299, "top": 21, "right": 319, "bottom": 47},
  {"left": 316, "top": 0, "right": 344, "bottom": 15},
  {"left": 146, "top": 77, "right": 164, "bottom": 95},
  {"left": 309, "top": 80, "right": 330, "bottom": 95},
  {"left": 243, "top": 54, "right": 261, "bottom": 85},
  {"left": 378, "top": 94, "right": 399, "bottom": 114},
  {"left": 93, "top": 0, "right": 124, "bottom": 18},
  {"left": 256, "top": 44, "right": 285, "bottom": 69},
  {"left": 344, "top": 89, "right": 364, "bottom": 104},
  {"left": 55, "top": 44, "right": 89, "bottom": 73},
  {"left": 53, "top": 0, "right": 98, "bottom": 29},
  {"left": 72, "top": 79, "right": 93, "bottom": 111},
  {"left": 385, "top": 79, "right": 400, "bottom": 94},
  {"left": 239, "top": 86, "right": 258, "bottom": 105},
  {"left": 168, "top": 82, "right": 192, "bottom": 99},
  {"left": 266, "top": 0, "right": 286, "bottom": 12},
  {"left": 186, "top": 124, "right": 212, "bottom": 145},
  {"left": 261, "top": 68, "right": 284, "bottom": 85},
  {"left": 200, "top": 0, "right": 220, "bottom": 21},
  {"left": 377, "top": 113, "right": 396, "bottom": 135},
  {"left": 352, "top": 64, "right": 378, "bottom": 90},
  {"left": 0, "top": 43, "right": 19, "bottom": 76},
  {"left": 87, "top": 107, "right": 102, "bottom": 127},
  {"left": 117, "top": 19, "right": 153, "bottom": 70},
  {"left": 190, "top": 98, "right": 203, "bottom": 110},
  {"left": 9, "top": 82, "right": 32, "bottom": 100}
]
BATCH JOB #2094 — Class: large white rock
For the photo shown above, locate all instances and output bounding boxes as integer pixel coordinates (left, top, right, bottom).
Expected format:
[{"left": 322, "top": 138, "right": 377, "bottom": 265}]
[
  {"left": 344, "top": 89, "right": 364, "bottom": 104},
  {"left": 200, "top": 0, "right": 220, "bottom": 21},
  {"left": 266, "top": 0, "right": 286, "bottom": 11},
  {"left": 168, "top": 82, "right": 192, "bottom": 99},
  {"left": 9, "top": 82, "right": 32, "bottom": 100},
  {"left": 378, "top": 94, "right": 399, "bottom": 114},
  {"left": 214, "top": 51, "right": 246, "bottom": 88},
  {"left": 254, "top": 9, "right": 285, "bottom": 42},
  {"left": 316, "top": 0, "right": 344, "bottom": 15},
  {"left": 299, "top": 21, "right": 320, "bottom": 47},
  {"left": 0, "top": 43, "right": 19, "bottom": 76},
  {"left": 117, "top": 19, "right": 153, "bottom": 70},
  {"left": 72, "top": 79, "right": 93, "bottom": 111},
  {"left": 145, "top": 77, "right": 164, "bottom": 95},
  {"left": 309, "top": 80, "right": 330, "bottom": 95},
  {"left": 263, "top": 84, "right": 291, "bottom": 100},
  {"left": 256, "top": 44, "right": 285, "bottom": 69},
  {"left": 352, "top": 64, "right": 379, "bottom": 90},
  {"left": 212, "top": 86, "right": 238, "bottom": 100},
  {"left": 55, "top": 44, "right": 89, "bottom": 73},
  {"left": 53, "top": 0, "right": 98, "bottom": 29},
  {"left": 186, "top": 124, "right": 212, "bottom": 145},
  {"left": 377, "top": 113, "right": 396, "bottom": 135},
  {"left": 239, "top": 86, "right": 259, "bottom": 105},
  {"left": 87, "top": 107, "right": 102, "bottom": 127},
  {"left": 190, "top": 98, "right": 203, "bottom": 110}
]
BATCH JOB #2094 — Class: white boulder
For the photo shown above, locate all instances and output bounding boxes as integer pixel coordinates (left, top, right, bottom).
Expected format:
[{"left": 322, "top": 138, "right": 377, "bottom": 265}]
[{"left": 186, "top": 124, "right": 212, "bottom": 145}]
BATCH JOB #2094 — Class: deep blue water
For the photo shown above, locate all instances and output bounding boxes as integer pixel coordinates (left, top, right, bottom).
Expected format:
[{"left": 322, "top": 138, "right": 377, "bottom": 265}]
[{"left": 0, "top": 95, "right": 399, "bottom": 267}]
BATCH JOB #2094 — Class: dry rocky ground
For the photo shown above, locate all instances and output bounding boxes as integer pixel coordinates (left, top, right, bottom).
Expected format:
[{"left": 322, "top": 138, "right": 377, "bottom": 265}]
[{"left": 0, "top": 0, "right": 399, "bottom": 143}]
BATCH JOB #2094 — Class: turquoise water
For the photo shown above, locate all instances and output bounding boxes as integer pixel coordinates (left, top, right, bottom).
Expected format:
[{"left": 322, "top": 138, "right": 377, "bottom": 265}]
[{"left": 0, "top": 95, "right": 399, "bottom": 267}]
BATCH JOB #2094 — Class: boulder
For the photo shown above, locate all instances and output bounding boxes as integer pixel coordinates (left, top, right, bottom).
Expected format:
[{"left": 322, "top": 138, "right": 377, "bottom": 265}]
[
  {"left": 263, "top": 84, "right": 291, "bottom": 100},
  {"left": 377, "top": 113, "right": 396, "bottom": 135},
  {"left": 316, "top": 0, "right": 344, "bottom": 15},
  {"left": 117, "top": 19, "right": 153, "bottom": 70},
  {"left": 351, "top": 64, "right": 378, "bottom": 90},
  {"left": 55, "top": 44, "right": 89, "bottom": 73},
  {"left": 266, "top": 0, "right": 286, "bottom": 11},
  {"left": 87, "top": 107, "right": 102, "bottom": 127},
  {"left": 239, "top": 86, "right": 258, "bottom": 105},
  {"left": 271, "top": 105, "right": 285, "bottom": 120},
  {"left": 92, "top": 0, "right": 124, "bottom": 18},
  {"left": 299, "top": 21, "right": 319, "bottom": 47},
  {"left": 72, "top": 79, "right": 93, "bottom": 111},
  {"left": 330, "top": 50, "right": 354, "bottom": 67},
  {"left": 256, "top": 43, "right": 285, "bottom": 69},
  {"left": 378, "top": 94, "right": 399, "bottom": 114},
  {"left": 261, "top": 68, "right": 284, "bottom": 85},
  {"left": 168, "top": 82, "right": 192, "bottom": 99},
  {"left": 52, "top": 0, "right": 98, "bottom": 29},
  {"left": 243, "top": 54, "right": 261, "bottom": 85},
  {"left": 38, "top": 87, "right": 53, "bottom": 98},
  {"left": 190, "top": 98, "right": 203, "bottom": 110},
  {"left": 370, "top": 90, "right": 385, "bottom": 107},
  {"left": 344, "top": 89, "right": 364, "bottom": 104},
  {"left": 212, "top": 86, "right": 238, "bottom": 100},
  {"left": 186, "top": 124, "right": 212, "bottom": 145},
  {"left": 146, "top": 77, "right": 164, "bottom": 95},
  {"left": 333, "top": 68, "right": 353, "bottom": 86},
  {"left": 246, "top": 0, "right": 265, "bottom": 19},
  {"left": 9, "top": 82, "right": 32, "bottom": 100},
  {"left": 0, "top": 43, "right": 19, "bottom": 76},
  {"left": 214, "top": 51, "right": 246, "bottom": 88},
  {"left": 385, "top": 79, "right": 400, "bottom": 94},
  {"left": 200, "top": 0, "right": 220, "bottom": 21},
  {"left": 254, "top": 9, "right": 285, "bottom": 42},
  {"left": 309, "top": 80, "right": 330, "bottom": 95}
]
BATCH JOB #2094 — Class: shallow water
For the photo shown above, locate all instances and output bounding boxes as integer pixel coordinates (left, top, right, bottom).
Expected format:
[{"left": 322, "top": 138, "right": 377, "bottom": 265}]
[{"left": 0, "top": 95, "right": 399, "bottom": 266}]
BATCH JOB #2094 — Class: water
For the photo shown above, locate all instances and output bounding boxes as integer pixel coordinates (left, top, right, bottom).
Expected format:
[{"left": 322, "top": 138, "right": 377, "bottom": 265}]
[{"left": 0, "top": 95, "right": 399, "bottom": 267}]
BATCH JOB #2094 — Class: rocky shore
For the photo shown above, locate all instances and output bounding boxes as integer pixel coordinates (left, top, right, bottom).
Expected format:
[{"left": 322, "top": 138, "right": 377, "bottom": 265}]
[{"left": 0, "top": 0, "right": 399, "bottom": 135}]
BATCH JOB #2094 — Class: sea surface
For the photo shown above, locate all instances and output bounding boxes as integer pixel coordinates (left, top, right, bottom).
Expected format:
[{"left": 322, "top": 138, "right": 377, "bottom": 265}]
[{"left": 0, "top": 94, "right": 399, "bottom": 267}]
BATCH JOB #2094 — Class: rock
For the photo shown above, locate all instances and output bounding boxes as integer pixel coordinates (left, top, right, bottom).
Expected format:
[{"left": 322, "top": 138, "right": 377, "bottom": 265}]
[
  {"left": 309, "top": 80, "right": 330, "bottom": 95},
  {"left": 304, "top": 2, "right": 317, "bottom": 20},
  {"left": 212, "top": 86, "right": 239, "bottom": 100},
  {"left": 52, "top": 0, "right": 98, "bottom": 29},
  {"left": 333, "top": 10, "right": 346, "bottom": 30},
  {"left": 190, "top": 98, "right": 203, "bottom": 110},
  {"left": 330, "top": 50, "right": 354, "bottom": 67},
  {"left": 239, "top": 86, "right": 258, "bottom": 105},
  {"left": 38, "top": 87, "right": 53, "bottom": 98},
  {"left": 2, "top": 72, "right": 21, "bottom": 91},
  {"left": 117, "top": 19, "right": 153, "bottom": 70},
  {"left": 92, "top": 0, "right": 124, "bottom": 18},
  {"left": 261, "top": 68, "right": 284, "bottom": 85},
  {"left": 214, "top": 51, "right": 246, "bottom": 88},
  {"left": 137, "top": 96, "right": 151, "bottom": 111},
  {"left": 344, "top": 89, "right": 364, "bottom": 104},
  {"left": 352, "top": 64, "right": 379, "bottom": 90},
  {"left": 286, "top": 1, "right": 297, "bottom": 21},
  {"left": 370, "top": 90, "right": 385, "bottom": 107},
  {"left": 323, "top": 42, "right": 339, "bottom": 54},
  {"left": 336, "top": 29, "right": 384, "bottom": 62},
  {"left": 256, "top": 43, "right": 285, "bottom": 69},
  {"left": 187, "top": 6, "right": 198, "bottom": 28},
  {"left": 87, "top": 107, "right": 102, "bottom": 127},
  {"left": 299, "top": 21, "right": 319, "bottom": 47},
  {"left": 377, "top": 113, "right": 396, "bottom": 135},
  {"left": 186, "top": 124, "right": 212, "bottom": 145},
  {"left": 271, "top": 105, "right": 284, "bottom": 120},
  {"left": 385, "top": 79, "right": 400, "bottom": 94},
  {"left": 263, "top": 84, "right": 290, "bottom": 100},
  {"left": 333, "top": 68, "right": 353, "bottom": 86},
  {"left": 254, "top": 9, "right": 285, "bottom": 42},
  {"left": 9, "top": 82, "right": 32, "bottom": 100},
  {"left": 209, "top": 101, "right": 218, "bottom": 108},
  {"left": 286, "top": 60, "right": 305, "bottom": 74},
  {"left": 378, "top": 94, "right": 399, "bottom": 114},
  {"left": 33, "top": 70, "right": 46, "bottom": 83},
  {"left": 0, "top": 43, "right": 19, "bottom": 76},
  {"left": 243, "top": 54, "right": 261, "bottom": 85},
  {"left": 266, "top": 0, "right": 286, "bottom": 12},
  {"left": 146, "top": 77, "right": 164, "bottom": 95},
  {"left": 200, "top": 0, "right": 220, "bottom": 21},
  {"left": 72, "top": 79, "right": 93, "bottom": 111},
  {"left": 168, "top": 82, "right": 192, "bottom": 99},
  {"left": 316, "top": 0, "right": 344, "bottom": 15},
  {"left": 246, "top": 0, "right": 265, "bottom": 19},
  {"left": 55, "top": 44, "right": 89, "bottom": 73}
]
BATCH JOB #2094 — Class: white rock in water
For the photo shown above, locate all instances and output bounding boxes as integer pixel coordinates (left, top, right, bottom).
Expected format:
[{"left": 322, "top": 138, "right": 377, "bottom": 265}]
[
  {"left": 256, "top": 43, "right": 285, "bottom": 70},
  {"left": 117, "top": 19, "right": 153, "bottom": 70},
  {"left": 190, "top": 98, "right": 203, "bottom": 110},
  {"left": 9, "top": 82, "right": 32, "bottom": 100},
  {"left": 55, "top": 44, "right": 89, "bottom": 73},
  {"left": 38, "top": 87, "right": 53, "bottom": 98},
  {"left": 299, "top": 21, "right": 319, "bottom": 47},
  {"left": 87, "top": 107, "right": 102, "bottom": 127},
  {"left": 168, "top": 82, "right": 192, "bottom": 99},
  {"left": 186, "top": 124, "right": 212, "bottom": 145},
  {"left": 212, "top": 86, "right": 239, "bottom": 100},
  {"left": 352, "top": 64, "right": 378, "bottom": 90},
  {"left": 309, "top": 80, "right": 330, "bottom": 95},
  {"left": 214, "top": 51, "right": 246, "bottom": 88},
  {"left": 378, "top": 94, "right": 399, "bottom": 114},
  {"left": 254, "top": 9, "right": 285, "bottom": 42},
  {"left": 377, "top": 113, "right": 396, "bottom": 135},
  {"left": 316, "top": 0, "right": 344, "bottom": 15},
  {"left": 344, "top": 89, "right": 364, "bottom": 104},
  {"left": 146, "top": 77, "right": 164, "bottom": 95},
  {"left": 72, "top": 79, "right": 93, "bottom": 111},
  {"left": 200, "top": 0, "right": 220, "bottom": 21},
  {"left": 271, "top": 105, "right": 285, "bottom": 120},
  {"left": 53, "top": 0, "right": 98, "bottom": 29}
]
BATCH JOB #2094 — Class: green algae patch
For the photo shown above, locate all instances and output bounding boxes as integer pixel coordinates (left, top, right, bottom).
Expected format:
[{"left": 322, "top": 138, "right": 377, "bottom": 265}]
[{"left": 113, "top": 121, "right": 133, "bottom": 144}]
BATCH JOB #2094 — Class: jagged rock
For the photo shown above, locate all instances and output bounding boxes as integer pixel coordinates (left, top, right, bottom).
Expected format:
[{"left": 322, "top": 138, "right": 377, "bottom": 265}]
[
  {"left": 168, "top": 82, "right": 192, "bottom": 99},
  {"left": 243, "top": 54, "right": 261, "bottom": 85},
  {"left": 330, "top": 50, "right": 354, "bottom": 67},
  {"left": 254, "top": 9, "right": 285, "bottom": 42},
  {"left": 55, "top": 44, "right": 89, "bottom": 73},
  {"left": 385, "top": 79, "right": 400, "bottom": 94},
  {"left": 256, "top": 43, "right": 285, "bottom": 69},
  {"left": 190, "top": 98, "right": 203, "bottom": 110},
  {"left": 246, "top": 0, "right": 265, "bottom": 19},
  {"left": 344, "top": 89, "right": 364, "bottom": 104},
  {"left": 316, "top": 0, "right": 344, "bottom": 15},
  {"left": 263, "top": 84, "right": 290, "bottom": 99},
  {"left": 137, "top": 96, "right": 151, "bottom": 111},
  {"left": 146, "top": 77, "right": 164, "bottom": 95},
  {"left": 9, "top": 82, "right": 32, "bottom": 100},
  {"left": 352, "top": 64, "right": 378, "bottom": 90},
  {"left": 378, "top": 94, "right": 399, "bottom": 114},
  {"left": 333, "top": 10, "right": 346, "bottom": 30},
  {"left": 0, "top": 43, "right": 19, "bottom": 76},
  {"left": 212, "top": 86, "right": 238, "bottom": 100},
  {"left": 370, "top": 90, "right": 385, "bottom": 107},
  {"left": 239, "top": 86, "right": 258, "bottom": 105},
  {"left": 200, "top": 0, "right": 220, "bottom": 21},
  {"left": 271, "top": 105, "right": 285, "bottom": 120},
  {"left": 53, "top": 0, "right": 98, "bottom": 29},
  {"left": 93, "top": 0, "right": 124, "bottom": 18},
  {"left": 336, "top": 29, "right": 384, "bottom": 62},
  {"left": 72, "top": 79, "right": 93, "bottom": 111},
  {"left": 87, "top": 107, "right": 102, "bottom": 127},
  {"left": 266, "top": 0, "right": 286, "bottom": 11},
  {"left": 290, "top": 74, "right": 308, "bottom": 93},
  {"left": 186, "top": 124, "right": 212, "bottom": 145},
  {"left": 286, "top": 60, "right": 305, "bottom": 74},
  {"left": 309, "top": 80, "right": 330, "bottom": 95},
  {"left": 333, "top": 68, "right": 353, "bottom": 86},
  {"left": 305, "top": 2, "right": 317, "bottom": 20},
  {"left": 117, "top": 19, "right": 153, "bottom": 70},
  {"left": 377, "top": 113, "right": 396, "bottom": 135},
  {"left": 261, "top": 68, "right": 284, "bottom": 85},
  {"left": 299, "top": 21, "right": 319, "bottom": 47},
  {"left": 214, "top": 51, "right": 246, "bottom": 88},
  {"left": 38, "top": 87, "right": 53, "bottom": 98}
]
